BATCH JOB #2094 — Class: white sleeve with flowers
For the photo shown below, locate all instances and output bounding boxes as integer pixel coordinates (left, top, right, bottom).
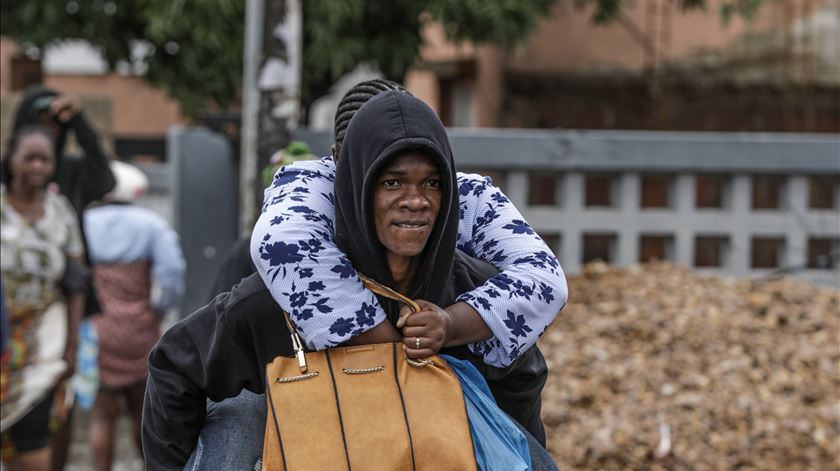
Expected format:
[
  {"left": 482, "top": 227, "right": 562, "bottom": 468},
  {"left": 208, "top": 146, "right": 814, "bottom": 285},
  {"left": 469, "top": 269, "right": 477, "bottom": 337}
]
[
  {"left": 453, "top": 172, "right": 567, "bottom": 367},
  {"left": 251, "top": 159, "right": 568, "bottom": 366},
  {"left": 251, "top": 157, "right": 387, "bottom": 350}
]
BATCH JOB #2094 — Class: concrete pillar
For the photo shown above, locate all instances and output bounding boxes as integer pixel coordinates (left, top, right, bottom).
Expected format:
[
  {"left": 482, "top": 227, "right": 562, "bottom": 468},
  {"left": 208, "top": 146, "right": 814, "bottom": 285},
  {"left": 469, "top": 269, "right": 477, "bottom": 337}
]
[
  {"left": 617, "top": 173, "right": 639, "bottom": 265},
  {"left": 730, "top": 174, "right": 751, "bottom": 275},
  {"left": 674, "top": 174, "right": 695, "bottom": 267},
  {"left": 785, "top": 176, "right": 810, "bottom": 267},
  {"left": 506, "top": 170, "right": 528, "bottom": 211},
  {"left": 562, "top": 172, "right": 584, "bottom": 274}
]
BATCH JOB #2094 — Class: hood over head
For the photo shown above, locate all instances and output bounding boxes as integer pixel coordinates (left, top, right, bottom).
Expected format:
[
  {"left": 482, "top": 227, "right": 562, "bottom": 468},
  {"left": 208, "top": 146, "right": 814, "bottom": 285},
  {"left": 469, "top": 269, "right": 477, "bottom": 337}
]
[{"left": 334, "top": 91, "right": 459, "bottom": 320}]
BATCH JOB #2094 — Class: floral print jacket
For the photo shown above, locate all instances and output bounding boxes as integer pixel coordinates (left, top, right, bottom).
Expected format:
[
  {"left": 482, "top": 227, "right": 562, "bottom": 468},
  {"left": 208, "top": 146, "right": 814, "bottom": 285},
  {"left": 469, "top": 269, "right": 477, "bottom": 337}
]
[{"left": 251, "top": 157, "right": 567, "bottom": 367}]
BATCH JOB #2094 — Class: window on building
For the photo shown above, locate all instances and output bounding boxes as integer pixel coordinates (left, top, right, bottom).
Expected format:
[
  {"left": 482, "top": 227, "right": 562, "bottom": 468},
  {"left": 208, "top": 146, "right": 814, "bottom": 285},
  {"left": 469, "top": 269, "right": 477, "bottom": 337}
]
[
  {"left": 582, "top": 233, "right": 616, "bottom": 264},
  {"left": 694, "top": 235, "right": 729, "bottom": 268},
  {"left": 538, "top": 233, "right": 561, "bottom": 257},
  {"left": 528, "top": 173, "right": 557, "bottom": 206},
  {"left": 696, "top": 174, "right": 728, "bottom": 209},
  {"left": 11, "top": 56, "right": 43, "bottom": 91},
  {"left": 438, "top": 67, "right": 476, "bottom": 127},
  {"left": 752, "top": 176, "right": 785, "bottom": 209},
  {"left": 639, "top": 235, "right": 673, "bottom": 263},
  {"left": 808, "top": 176, "right": 838, "bottom": 209},
  {"left": 640, "top": 174, "right": 671, "bottom": 208},
  {"left": 585, "top": 174, "right": 615, "bottom": 207},
  {"left": 751, "top": 237, "right": 785, "bottom": 269},
  {"left": 807, "top": 238, "right": 839, "bottom": 269}
]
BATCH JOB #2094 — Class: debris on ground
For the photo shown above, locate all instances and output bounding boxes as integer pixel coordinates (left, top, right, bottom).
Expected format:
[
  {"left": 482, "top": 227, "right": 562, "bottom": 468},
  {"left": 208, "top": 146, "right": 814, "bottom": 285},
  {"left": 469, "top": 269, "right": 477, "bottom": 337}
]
[{"left": 541, "top": 262, "right": 839, "bottom": 470}]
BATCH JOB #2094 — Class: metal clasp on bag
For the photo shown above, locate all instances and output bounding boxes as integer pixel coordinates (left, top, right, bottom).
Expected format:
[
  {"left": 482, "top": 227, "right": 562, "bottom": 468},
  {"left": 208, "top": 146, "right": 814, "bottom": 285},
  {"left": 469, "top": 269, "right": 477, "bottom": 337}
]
[
  {"left": 292, "top": 332, "right": 307, "bottom": 373},
  {"left": 284, "top": 312, "right": 308, "bottom": 373}
]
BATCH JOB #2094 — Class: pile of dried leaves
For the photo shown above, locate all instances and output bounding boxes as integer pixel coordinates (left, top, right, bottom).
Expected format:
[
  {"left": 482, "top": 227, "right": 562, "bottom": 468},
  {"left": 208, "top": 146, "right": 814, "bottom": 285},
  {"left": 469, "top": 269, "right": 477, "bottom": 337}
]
[{"left": 540, "top": 262, "right": 839, "bottom": 470}]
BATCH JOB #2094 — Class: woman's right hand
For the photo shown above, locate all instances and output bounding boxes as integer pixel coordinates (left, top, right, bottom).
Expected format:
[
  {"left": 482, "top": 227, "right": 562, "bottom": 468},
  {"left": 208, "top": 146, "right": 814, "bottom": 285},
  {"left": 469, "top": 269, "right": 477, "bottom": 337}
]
[
  {"left": 400, "top": 300, "right": 452, "bottom": 359},
  {"left": 49, "top": 95, "right": 81, "bottom": 123}
]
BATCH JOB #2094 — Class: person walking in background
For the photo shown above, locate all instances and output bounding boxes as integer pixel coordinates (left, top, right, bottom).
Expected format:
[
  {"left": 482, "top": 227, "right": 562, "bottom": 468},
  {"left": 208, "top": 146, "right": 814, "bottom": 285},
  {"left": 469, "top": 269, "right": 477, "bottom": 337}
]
[
  {"left": 83, "top": 160, "right": 185, "bottom": 471},
  {"left": 0, "top": 125, "right": 86, "bottom": 471},
  {"left": 10, "top": 86, "right": 116, "bottom": 470}
]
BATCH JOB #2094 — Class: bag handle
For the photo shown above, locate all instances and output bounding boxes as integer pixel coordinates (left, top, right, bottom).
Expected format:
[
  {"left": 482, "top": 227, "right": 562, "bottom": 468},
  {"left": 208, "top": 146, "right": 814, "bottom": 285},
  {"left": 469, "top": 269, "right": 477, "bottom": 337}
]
[
  {"left": 357, "top": 273, "right": 421, "bottom": 315},
  {"left": 282, "top": 274, "right": 420, "bottom": 373}
]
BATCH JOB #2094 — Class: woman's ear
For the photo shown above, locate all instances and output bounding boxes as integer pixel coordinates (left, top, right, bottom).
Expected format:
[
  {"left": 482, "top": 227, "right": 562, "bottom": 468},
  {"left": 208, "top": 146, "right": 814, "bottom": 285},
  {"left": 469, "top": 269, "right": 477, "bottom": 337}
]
[{"left": 331, "top": 144, "right": 339, "bottom": 161}]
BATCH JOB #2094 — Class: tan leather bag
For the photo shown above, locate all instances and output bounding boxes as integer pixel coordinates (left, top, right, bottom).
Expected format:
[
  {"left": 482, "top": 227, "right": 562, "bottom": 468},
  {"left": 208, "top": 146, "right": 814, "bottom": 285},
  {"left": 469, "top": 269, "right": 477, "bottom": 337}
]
[{"left": 262, "top": 276, "right": 477, "bottom": 471}]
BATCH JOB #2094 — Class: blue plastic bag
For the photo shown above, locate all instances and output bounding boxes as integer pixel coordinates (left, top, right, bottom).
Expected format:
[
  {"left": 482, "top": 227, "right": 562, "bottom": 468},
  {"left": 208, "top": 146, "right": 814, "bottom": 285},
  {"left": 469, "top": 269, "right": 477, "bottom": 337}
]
[
  {"left": 441, "top": 354, "right": 531, "bottom": 471},
  {"left": 72, "top": 319, "right": 99, "bottom": 410}
]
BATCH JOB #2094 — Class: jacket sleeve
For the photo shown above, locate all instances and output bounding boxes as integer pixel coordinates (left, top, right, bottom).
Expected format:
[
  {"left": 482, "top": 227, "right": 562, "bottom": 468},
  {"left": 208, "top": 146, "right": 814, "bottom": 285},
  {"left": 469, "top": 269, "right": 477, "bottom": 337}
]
[
  {"left": 250, "top": 159, "right": 387, "bottom": 350},
  {"left": 454, "top": 173, "right": 568, "bottom": 367},
  {"left": 66, "top": 112, "right": 116, "bottom": 206},
  {"left": 141, "top": 292, "right": 266, "bottom": 470},
  {"left": 149, "top": 214, "right": 187, "bottom": 312}
]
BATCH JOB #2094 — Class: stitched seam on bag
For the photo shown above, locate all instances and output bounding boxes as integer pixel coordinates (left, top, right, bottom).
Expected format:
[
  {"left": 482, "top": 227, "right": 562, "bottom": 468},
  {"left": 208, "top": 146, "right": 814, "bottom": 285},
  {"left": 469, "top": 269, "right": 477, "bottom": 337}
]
[
  {"left": 265, "top": 372, "right": 288, "bottom": 471},
  {"left": 392, "top": 344, "right": 417, "bottom": 471},
  {"left": 326, "top": 350, "right": 352, "bottom": 470}
]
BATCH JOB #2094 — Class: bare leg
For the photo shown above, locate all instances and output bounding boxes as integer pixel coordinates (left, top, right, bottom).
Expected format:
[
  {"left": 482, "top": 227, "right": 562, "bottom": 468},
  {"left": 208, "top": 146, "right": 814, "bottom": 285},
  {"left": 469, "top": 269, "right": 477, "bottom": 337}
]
[
  {"left": 124, "top": 382, "right": 147, "bottom": 465},
  {"left": 90, "top": 389, "right": 119, "bottom": 471},
  {"left": 50, "top": 393, "right": 72, "bottom": 471},
  {"left": 9, "top": 447, "right": 52, "bottom": 471}
]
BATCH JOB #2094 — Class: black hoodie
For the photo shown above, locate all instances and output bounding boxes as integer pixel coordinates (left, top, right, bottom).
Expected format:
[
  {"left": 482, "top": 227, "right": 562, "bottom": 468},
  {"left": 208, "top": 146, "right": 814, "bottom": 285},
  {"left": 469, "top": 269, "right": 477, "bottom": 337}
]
[
  {"left": 334, "top": 91, "right": 461, "bottom": 320},
  {"left": 142, "top": 93, "right": 547, "bottom": 470}
]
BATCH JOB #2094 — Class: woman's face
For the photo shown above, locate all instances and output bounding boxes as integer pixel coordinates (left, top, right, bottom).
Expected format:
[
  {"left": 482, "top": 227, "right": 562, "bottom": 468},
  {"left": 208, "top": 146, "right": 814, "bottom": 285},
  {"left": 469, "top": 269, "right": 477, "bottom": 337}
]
[
  {"left": 373, "top": 152, "right": 442, "bottom": 259},
  {"left": 11, "top": 133, "right": 55, "bottom": 189}
]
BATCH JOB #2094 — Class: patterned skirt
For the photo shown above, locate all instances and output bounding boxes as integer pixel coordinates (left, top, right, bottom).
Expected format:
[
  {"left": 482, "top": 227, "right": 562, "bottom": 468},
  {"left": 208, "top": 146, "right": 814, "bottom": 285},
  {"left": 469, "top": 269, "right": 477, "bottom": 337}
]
[
  {"left": 0, "top": 302, "right": 67, "bottom": 432},
  {"left": 91, "top": 261, "right": 160, "bottom": 388}
]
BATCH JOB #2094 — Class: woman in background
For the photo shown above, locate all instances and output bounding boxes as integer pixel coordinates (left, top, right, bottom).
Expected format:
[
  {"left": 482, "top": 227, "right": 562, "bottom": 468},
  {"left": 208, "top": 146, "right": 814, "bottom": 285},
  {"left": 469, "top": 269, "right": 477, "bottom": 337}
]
[
  {"left": 84, "top": 161, "right": 186, "bottom": 471},
  {"left": 0, "top": 126, "right": 85, "bottom": 470}
]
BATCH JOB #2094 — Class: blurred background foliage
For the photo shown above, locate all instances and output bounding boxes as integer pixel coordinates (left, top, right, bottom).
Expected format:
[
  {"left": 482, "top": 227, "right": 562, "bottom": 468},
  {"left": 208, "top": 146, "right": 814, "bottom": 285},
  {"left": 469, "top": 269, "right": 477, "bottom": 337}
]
[{"left": 0, "top": 0, "right": 769, "bottom": 116}]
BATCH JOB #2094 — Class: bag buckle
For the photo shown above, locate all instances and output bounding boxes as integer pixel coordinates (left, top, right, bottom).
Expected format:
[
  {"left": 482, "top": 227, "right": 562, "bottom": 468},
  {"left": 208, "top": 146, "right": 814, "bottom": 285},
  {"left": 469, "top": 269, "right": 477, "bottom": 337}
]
[
  {"left": 295, "top": 346, "right": 308, "bottom": 373},
  {"left": 290, "top": 332, "right": 308, "bottom": 373}
]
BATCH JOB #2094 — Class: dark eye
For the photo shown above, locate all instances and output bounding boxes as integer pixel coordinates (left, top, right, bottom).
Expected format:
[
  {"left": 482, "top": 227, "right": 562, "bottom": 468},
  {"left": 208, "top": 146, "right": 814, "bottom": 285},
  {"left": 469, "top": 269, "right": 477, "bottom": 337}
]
[
  {"left": 425, "top": 179, "right": 441, "bottom": 189},
  {"left": 382, "top": 179, "right": 400, "bottom": 188}
]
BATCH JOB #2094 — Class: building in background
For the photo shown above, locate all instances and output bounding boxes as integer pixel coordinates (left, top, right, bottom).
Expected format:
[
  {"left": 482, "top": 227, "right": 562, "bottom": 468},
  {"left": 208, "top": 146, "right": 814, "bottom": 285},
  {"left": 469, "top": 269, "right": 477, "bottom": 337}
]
[
  {"left": 0, "top": 38, "right": 184, "bottom": 161},
  {"left": 3, "top": 0, "right": 838, "bottom": 147},
  {"left": 405, "top": 0, "right": 840, "bottom": 132}
]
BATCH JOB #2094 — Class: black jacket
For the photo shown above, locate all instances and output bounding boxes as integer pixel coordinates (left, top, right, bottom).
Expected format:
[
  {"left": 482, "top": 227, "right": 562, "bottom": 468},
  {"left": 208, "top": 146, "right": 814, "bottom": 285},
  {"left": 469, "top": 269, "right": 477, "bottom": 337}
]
[
  {"left": 142, "top": 261, "right": 547, "bottom": 469},
  {"left": 142, "top": 92, "right": 547, "bottom": 469}
]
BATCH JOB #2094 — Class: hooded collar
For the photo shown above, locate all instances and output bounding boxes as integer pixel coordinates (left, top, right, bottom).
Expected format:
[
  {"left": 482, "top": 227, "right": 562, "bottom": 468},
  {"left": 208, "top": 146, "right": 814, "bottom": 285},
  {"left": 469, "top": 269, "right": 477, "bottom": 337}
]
[{"left": 334, "top": 91, "right": 459, "bottom": 321}]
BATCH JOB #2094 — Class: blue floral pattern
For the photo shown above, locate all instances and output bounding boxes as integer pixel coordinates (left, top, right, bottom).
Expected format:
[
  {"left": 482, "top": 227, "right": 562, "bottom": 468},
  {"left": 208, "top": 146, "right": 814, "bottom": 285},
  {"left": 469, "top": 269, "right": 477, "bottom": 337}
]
[{"left": 251, "top": 158, "right": 568, "bottom": 366}]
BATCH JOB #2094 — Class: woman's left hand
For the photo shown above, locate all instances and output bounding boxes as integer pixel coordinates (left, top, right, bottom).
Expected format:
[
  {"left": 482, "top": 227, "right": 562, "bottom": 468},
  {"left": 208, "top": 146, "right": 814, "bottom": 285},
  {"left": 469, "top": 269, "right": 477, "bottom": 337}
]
[{"left": 401, "top": 300, "right": 452, "bottom": 359}]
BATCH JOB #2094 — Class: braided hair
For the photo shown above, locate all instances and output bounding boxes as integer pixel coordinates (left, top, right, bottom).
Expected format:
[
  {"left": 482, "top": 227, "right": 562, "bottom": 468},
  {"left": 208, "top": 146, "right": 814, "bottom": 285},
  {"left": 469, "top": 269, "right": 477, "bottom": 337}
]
[{"left": 333, "top": 79, "right": 408, "bottom": 156}]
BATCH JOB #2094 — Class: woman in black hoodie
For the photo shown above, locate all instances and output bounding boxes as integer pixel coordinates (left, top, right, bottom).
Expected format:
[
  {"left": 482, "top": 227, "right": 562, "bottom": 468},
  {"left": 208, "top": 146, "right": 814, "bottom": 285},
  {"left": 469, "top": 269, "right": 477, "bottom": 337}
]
[{"left": 142, "top": 92, "right": 556, "bottom": 470}]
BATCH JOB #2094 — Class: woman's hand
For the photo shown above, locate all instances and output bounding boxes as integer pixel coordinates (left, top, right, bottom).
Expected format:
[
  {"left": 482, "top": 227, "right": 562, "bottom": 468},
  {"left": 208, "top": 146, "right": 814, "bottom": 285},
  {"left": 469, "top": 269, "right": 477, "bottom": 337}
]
[
  {"left": 49, "top": 95, "right": 81, "bottom": 123},
  {"left": 401, "top": 300, "right": 452, "bottom": 359}
]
